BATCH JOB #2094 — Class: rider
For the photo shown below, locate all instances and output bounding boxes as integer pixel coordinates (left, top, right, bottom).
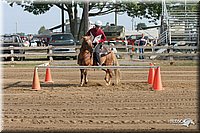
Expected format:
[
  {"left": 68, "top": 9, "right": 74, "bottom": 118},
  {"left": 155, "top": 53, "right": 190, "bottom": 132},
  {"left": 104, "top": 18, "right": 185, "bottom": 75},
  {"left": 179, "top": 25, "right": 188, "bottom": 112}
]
[{"left": 86, "top": 20, "right": 106, "bottom": 66}]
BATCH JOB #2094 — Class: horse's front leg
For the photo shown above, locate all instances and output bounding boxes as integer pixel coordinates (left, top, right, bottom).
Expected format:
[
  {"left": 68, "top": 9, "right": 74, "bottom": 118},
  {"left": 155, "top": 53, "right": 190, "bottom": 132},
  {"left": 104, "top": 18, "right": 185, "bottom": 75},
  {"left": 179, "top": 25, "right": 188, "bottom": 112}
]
[
  {"left": 104, "top": 69, "right": 111, "bottom": 86},
  {"left": 84, "top": 69, "right": 88, "bottom": 84},
  {"left": 80, "top": 69, "right": 84, "bottom": 86}
]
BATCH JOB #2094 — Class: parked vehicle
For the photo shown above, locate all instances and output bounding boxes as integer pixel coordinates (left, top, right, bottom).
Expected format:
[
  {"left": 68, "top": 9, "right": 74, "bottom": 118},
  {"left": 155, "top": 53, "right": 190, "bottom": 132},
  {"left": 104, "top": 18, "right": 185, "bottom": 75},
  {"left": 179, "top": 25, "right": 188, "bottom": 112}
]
[
  {"left": 102, "top": 25, "right": 128, "bottom": 46},
  {"left": 48, "top": 33, "right": 77, "bottom": 59},
  {"left": 1, "top": 34, "right": 25, "bottom": 61}
]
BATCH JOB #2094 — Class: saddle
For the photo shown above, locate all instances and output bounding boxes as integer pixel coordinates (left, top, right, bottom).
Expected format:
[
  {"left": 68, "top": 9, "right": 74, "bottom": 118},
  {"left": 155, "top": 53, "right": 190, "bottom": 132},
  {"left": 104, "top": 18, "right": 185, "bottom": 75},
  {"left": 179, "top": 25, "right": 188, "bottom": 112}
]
[
  {"left": 91, "top": 45, "right": 110, "bottom": 66},
  {"left": 99, "top": 45, "right": 112, "bottom": 57}
]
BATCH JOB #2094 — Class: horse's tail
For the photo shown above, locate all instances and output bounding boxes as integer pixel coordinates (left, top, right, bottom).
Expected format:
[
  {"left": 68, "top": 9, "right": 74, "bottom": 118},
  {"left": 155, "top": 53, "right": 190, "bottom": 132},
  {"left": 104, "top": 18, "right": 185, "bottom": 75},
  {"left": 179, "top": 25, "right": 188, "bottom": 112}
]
[{"left": 112, "top": 53, "right": 120, "bottom": 85}]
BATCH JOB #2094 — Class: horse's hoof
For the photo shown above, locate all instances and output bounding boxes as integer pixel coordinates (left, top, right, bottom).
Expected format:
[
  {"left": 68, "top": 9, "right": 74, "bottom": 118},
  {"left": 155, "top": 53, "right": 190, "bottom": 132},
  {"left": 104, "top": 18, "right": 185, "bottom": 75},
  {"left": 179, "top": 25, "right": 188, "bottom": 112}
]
[
  {"left": 80, "top": 83, "right": 84, "bottom": 87},
  {"left": 106, "top": 81, "right": 111, "bottom": 86},
  {"left": 86, "top": 79, "right": 88, "bottom": 82},
  {"left": 106, "top": 83, "right": 110, "bottom": 86}
]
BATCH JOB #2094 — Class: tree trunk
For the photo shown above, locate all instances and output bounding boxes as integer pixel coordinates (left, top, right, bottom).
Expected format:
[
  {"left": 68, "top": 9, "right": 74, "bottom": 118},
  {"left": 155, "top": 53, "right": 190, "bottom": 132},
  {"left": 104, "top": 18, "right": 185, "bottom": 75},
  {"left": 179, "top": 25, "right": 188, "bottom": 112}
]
[
  {"left": 66, "top": 4, "right": 75, "bottom": 37},
  {"left": 77, "top": 2, "right": 89, "bottom": 41},
  {"left": 83, "top": 2, "right": 89, "bottom": 35},
  {"left": 77, "top": 9, "right": 85, "bottom": 41},
  {"left": 74, "top": 2, "right": 78, "bottom": 41}
]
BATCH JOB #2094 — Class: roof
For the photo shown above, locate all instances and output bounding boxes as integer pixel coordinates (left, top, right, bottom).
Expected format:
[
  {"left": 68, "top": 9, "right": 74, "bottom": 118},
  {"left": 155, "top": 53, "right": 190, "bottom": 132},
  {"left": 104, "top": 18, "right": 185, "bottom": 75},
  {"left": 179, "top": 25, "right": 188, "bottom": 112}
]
[
  {"left": 49, "top": 22, "right": 70, "bottom": 31},
  {"left": 126, "top": 28, "right": 159, "bottom": 39},
  {"left": 102, "top": 26, "right": 125, "bottom": 33}
]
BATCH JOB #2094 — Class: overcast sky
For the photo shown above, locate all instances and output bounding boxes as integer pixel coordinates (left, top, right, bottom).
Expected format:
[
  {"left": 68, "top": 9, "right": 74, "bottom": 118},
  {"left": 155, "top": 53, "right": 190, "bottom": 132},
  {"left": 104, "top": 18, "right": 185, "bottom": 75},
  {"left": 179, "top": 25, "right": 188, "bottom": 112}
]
[{"left": 1, "top": 1, "right": 159, "bottom": 35}]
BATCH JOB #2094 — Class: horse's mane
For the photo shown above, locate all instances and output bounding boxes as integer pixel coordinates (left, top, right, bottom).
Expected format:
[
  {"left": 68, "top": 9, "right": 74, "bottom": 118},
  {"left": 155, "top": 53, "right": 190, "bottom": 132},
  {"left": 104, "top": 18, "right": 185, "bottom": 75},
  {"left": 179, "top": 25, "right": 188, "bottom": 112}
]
[{"left": 80, "top": 36, "right": 93, "bottom": 53}]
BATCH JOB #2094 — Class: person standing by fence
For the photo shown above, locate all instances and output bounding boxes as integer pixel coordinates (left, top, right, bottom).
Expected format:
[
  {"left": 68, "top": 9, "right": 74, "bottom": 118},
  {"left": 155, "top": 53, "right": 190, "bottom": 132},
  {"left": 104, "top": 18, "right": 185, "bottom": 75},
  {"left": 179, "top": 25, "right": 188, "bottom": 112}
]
[
  {"left": 138, "top": 34, "right": 147, "bottom": 59},
  {"left": 28, "top": 34, "right": 33, "bottom": 47}
]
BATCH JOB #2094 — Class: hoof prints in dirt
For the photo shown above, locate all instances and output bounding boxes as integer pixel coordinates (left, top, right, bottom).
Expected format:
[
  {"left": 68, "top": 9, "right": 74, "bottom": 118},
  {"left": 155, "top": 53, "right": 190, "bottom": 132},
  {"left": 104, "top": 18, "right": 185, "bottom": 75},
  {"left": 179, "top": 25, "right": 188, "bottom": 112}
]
[
  {"left": 3, "top": 87, "right": 198, "bottom": 130},
  {"left": 3, "top": 65, "right": 198, "bottom": 130}
]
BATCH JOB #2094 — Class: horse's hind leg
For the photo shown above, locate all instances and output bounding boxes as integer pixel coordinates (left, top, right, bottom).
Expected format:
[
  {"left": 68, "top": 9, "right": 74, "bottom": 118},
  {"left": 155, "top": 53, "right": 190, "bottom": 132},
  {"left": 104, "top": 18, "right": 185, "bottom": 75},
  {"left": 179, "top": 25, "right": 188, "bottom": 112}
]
[
  {"left": 84, "top": 69, "right": 88, "bottom": 84},
  {"left": 80, "top": 69, "right": 84, "bottom": 86}
]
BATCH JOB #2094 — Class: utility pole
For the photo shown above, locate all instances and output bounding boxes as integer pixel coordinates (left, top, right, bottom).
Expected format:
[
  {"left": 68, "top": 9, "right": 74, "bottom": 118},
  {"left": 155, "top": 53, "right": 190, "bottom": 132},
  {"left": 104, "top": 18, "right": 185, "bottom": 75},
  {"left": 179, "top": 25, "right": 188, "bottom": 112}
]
[
  {"left": 83, "top": 1, "right": 89, "bottom": 35},
  {"left": 131, "top": 17, "right": 134, "bottom": 30},
  {"left": 114, "top": 2, "right": 117, "bottom": 26},
  {"left": 61, "top": 4, "right": 65, "bottom": 33}
]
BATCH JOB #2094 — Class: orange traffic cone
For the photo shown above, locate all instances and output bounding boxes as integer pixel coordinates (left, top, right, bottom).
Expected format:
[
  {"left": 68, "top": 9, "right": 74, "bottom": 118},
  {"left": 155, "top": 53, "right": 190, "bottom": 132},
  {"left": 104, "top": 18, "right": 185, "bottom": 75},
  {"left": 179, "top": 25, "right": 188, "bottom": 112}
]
[
  {"left": 45, "top": 67, "right": 53, "bottom": 83},
  {"left": 152, "top": 67, "right": 164, "bottom": 91},
  {"left": 32, "top": 67, "right": 41, "bottom": 90},
  {"left": 148, "top": 63, "right": 155, "bottom": 84}
]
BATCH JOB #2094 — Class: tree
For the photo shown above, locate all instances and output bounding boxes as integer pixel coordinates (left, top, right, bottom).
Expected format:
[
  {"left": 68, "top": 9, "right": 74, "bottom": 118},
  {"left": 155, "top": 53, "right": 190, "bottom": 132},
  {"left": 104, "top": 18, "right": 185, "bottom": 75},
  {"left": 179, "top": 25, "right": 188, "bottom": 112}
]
[
  {"left": 6, "top": 0, "right": 163, "bottom": 40},
  {"left": 126, "top": 1, "right": 162, "bottom": 25},
  {"left": 38, "top": 26, "right": 46, "bottom": 34}
]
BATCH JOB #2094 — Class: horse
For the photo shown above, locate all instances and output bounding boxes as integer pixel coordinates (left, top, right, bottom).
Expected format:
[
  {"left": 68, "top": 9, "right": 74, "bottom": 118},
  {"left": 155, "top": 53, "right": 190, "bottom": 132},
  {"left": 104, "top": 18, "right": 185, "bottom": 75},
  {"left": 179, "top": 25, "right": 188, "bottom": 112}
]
[{"left": 77, "top": 36, "right": 120, "bottom": 86}]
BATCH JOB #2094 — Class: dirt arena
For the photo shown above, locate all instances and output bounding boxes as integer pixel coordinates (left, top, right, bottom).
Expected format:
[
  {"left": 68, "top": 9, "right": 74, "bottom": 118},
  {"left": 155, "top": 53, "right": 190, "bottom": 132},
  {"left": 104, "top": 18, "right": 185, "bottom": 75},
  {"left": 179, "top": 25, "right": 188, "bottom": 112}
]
[{"left": 2, "top": 60, "right": 199, "bottom": 132}]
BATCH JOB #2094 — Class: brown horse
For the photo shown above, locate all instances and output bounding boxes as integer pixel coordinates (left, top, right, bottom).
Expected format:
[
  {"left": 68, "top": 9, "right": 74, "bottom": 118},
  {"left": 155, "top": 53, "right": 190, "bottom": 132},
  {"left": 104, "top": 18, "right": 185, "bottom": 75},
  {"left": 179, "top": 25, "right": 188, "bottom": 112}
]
[{"left": 77, "top": 36, "right": 120, "bottom": 86}]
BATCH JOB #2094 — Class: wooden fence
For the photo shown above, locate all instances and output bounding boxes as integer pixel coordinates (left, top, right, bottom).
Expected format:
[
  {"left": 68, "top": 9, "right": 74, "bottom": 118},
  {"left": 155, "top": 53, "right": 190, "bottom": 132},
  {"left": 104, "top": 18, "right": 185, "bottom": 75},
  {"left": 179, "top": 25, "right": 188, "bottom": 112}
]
[{"left": 0, "top": 45, "right": 198, "bottom": 62}]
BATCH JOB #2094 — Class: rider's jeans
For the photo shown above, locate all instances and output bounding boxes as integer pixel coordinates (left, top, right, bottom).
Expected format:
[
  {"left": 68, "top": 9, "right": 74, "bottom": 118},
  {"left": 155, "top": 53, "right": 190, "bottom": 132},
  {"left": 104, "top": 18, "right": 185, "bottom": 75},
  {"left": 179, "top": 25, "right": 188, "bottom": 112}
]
[{"left": 93, "top": 43, "right": 102, "bottom": 64}]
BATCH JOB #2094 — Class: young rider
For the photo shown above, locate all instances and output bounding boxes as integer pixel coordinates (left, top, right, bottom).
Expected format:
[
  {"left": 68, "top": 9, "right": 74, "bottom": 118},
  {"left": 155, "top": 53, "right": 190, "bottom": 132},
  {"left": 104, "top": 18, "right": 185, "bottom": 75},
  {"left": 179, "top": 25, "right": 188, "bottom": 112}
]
[{"left": 86, "top": 20, "right": 106, "bottom": 66}]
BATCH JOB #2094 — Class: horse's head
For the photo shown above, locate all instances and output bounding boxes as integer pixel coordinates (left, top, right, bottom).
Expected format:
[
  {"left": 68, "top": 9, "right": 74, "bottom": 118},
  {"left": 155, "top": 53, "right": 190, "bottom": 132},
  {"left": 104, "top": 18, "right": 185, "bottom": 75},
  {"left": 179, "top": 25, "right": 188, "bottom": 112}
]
[{"left": 82, "top": 36, "right": 93, "bottom": 48}]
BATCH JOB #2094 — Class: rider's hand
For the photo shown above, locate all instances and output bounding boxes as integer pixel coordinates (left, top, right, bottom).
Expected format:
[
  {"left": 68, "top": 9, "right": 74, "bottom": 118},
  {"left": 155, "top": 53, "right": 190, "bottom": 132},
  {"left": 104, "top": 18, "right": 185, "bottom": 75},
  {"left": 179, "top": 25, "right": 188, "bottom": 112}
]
[{"left": 96, "top": 40, "right": 99, "bottom": 44}]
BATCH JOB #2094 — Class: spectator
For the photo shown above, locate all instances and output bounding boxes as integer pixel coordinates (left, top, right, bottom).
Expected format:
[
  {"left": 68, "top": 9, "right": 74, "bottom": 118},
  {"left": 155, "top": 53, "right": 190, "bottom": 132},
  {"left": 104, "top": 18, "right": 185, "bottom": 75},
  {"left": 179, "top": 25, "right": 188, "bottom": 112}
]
[
  {"left": 138, "top": 34, "right": 147, "bottom": 59},
  {"left": 28, "top": 34, "right": 33, "bottom": 47}
]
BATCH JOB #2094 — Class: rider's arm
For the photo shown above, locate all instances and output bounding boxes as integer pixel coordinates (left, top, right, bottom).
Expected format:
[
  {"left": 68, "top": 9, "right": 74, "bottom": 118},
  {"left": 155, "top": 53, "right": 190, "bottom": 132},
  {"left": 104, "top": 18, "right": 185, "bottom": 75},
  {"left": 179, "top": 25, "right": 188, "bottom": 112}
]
[
  {"left": 98, "top": 30, "right": 106, "bottom": 43},
  {"left": 86, "top": 29, "right": 91, "bottom": 36}
]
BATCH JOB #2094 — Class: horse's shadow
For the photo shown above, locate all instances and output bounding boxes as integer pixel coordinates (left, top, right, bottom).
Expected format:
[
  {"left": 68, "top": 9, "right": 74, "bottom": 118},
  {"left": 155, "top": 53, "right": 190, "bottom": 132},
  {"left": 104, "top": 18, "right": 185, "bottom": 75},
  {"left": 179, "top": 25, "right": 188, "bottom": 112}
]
[
  {"left": 41, "top": 83, "right": 79, "bottom": 88},
  {"left": 3, "top": 81, "right": 80, "bottom": 91},
  {"left": 3, "top": 80, "right": 117, "bottom": 92},
  {"left": 3, "top": 81, "right": 22, "bottom": 90},
  {"left": 79, "top": 82, "right": 103, "bottom": 87}
]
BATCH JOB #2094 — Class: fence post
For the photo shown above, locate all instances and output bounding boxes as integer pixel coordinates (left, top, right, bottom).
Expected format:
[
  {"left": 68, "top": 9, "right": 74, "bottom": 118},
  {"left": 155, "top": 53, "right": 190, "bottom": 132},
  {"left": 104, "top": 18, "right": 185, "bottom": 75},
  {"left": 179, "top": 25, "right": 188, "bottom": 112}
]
[
  {"left": 128, "top": 47, "right": 133, "bottom": 60},
  {"left": 10, "top": 46, "right": 14, "bottom": 62},
  {"left": 49, "top": 46, "right": 53, "bottom": 61},
  {"left": 169, "top": 45, "right": 174, "bottom": 61},
  {"left": 152, "top": 45, "right": 155, "bottom": 60}
]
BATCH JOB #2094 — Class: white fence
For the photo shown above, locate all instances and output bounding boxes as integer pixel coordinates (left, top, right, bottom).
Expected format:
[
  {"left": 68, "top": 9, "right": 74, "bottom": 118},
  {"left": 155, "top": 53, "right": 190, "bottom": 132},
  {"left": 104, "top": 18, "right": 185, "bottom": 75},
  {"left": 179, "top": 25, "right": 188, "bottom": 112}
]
[{"left": 0, "top": 45, "right": 198, "bottom": 62}]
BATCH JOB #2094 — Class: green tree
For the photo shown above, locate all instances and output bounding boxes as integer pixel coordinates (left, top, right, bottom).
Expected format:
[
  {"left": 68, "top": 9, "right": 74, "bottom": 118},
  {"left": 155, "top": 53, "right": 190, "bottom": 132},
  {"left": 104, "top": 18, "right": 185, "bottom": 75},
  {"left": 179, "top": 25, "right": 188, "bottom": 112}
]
[
  {"left": 6, "top": 0, "right": 164, "bottom": 40},
  {"left": 125, "top": 1, "right": 162, "bottom": 25},
  {"left": 38, "top": 26, "right": 46, "bottom": 34}
]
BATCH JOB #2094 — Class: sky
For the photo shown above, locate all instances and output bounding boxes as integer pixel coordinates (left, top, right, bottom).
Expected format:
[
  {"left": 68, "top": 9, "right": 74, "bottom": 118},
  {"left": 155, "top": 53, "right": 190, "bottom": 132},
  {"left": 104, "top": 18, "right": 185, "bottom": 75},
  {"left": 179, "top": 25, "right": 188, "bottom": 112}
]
[{"left": 0, "top": 0, "right": 159, "bottom": 35}]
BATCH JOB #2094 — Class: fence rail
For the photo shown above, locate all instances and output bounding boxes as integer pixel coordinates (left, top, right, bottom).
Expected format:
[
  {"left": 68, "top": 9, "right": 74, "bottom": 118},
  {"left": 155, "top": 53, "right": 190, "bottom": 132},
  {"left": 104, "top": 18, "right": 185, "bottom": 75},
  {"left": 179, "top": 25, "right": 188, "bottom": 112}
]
[
  {"left": 37, "top": 65, "right": 159, "bottom": 69},
  {"left": 0, "top": 45, "right": 198, "bottom": 62},
  {"left": 0, "top": 45, "right": 198, "bottom": 50}
]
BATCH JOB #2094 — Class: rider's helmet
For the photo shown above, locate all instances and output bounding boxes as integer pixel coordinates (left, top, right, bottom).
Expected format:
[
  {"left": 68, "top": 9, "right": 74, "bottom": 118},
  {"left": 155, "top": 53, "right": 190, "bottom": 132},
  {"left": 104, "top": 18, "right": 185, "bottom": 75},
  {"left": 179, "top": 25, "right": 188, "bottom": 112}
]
[{"left": 95, "top": 20, "right": 102, "bottom": 27}]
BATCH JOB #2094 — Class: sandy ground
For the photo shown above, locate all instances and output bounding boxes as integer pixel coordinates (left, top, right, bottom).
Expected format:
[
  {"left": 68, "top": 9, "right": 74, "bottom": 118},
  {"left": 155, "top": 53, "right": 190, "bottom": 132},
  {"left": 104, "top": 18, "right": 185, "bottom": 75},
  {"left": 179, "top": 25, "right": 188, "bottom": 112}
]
[{"left": 1, "top": 60, "right": 199, "bottom": 132}]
